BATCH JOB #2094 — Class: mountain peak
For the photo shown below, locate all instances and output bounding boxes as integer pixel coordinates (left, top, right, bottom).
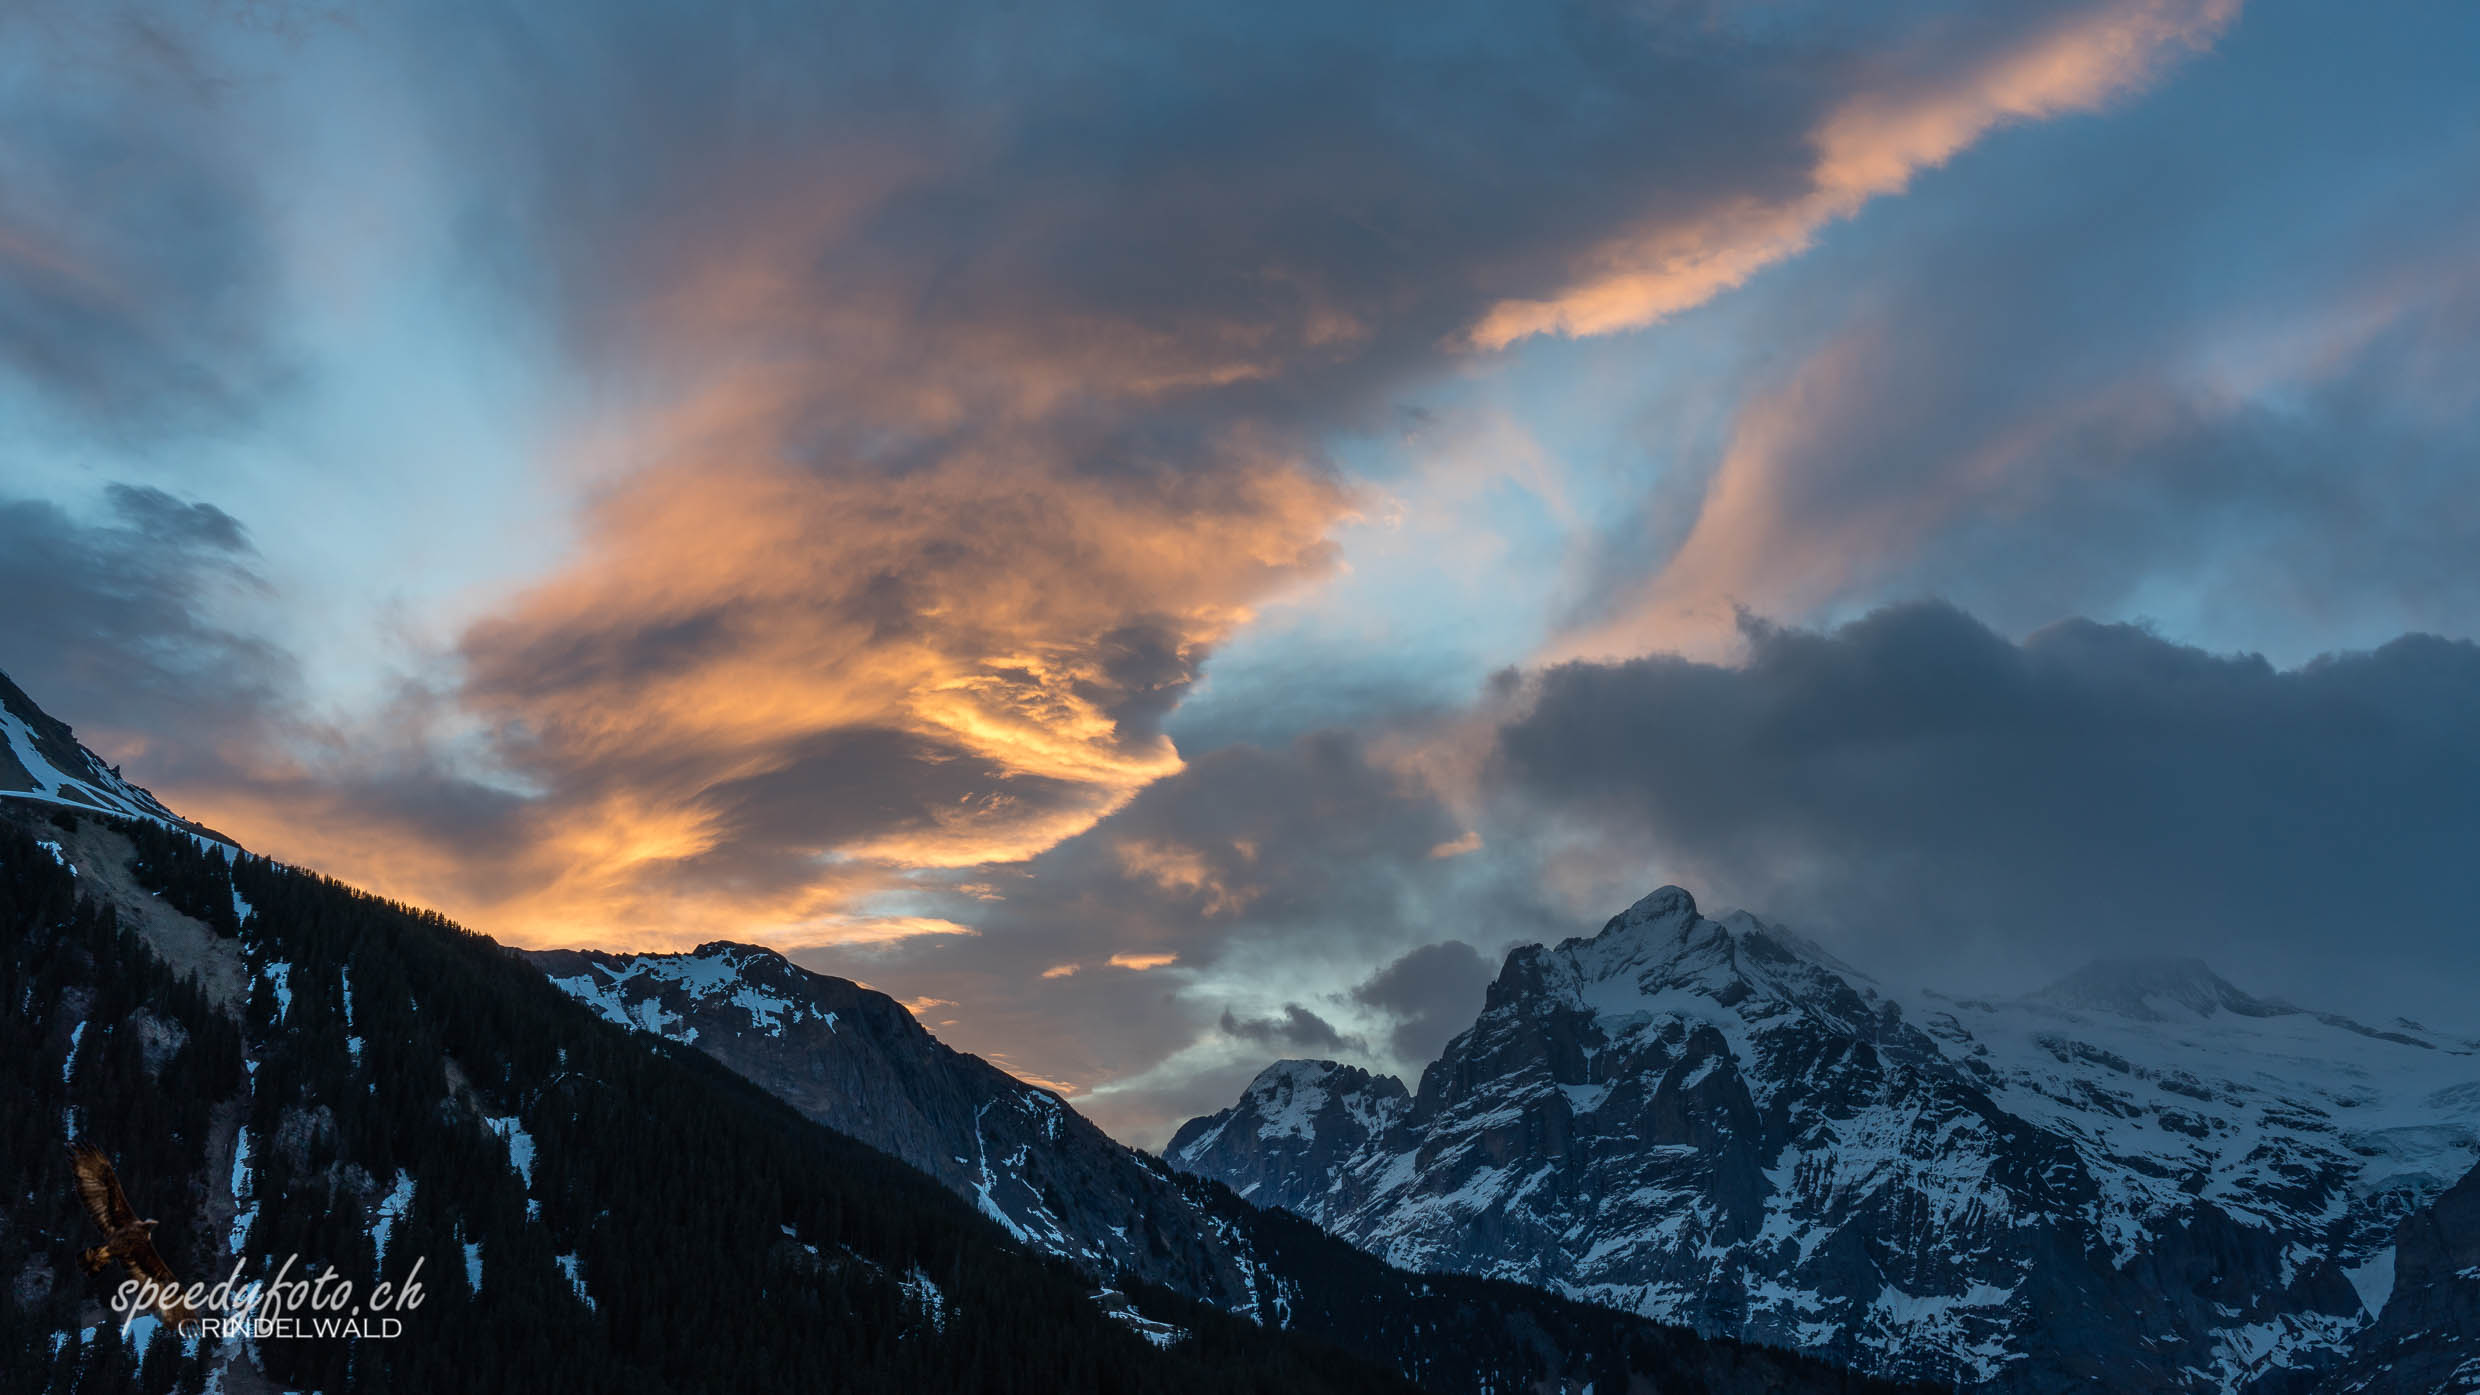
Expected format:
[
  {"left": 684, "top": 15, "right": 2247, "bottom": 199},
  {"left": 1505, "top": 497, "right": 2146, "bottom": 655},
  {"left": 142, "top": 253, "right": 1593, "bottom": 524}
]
[
  {"left": 686, "top": 939, "right": 789, "bottom": 967},
  {"left": 1239, "top": 1056, "right": 1405, "bottom": 1100},
  {"left": 1497, "top": 884, "right": 1805, "bottom": 1000},
  {"left": 0, "top": 669, "right": 227, "bottom": 840},
  {"left": 2028, "top": 956, "right": 2283, "bottom": 1021},
  {"left": 1166, "top": 1058, "right": 1409, "bottom": 1183},
  {"left": 1596, "top": 884, "right": 1700, "bottom": 938},
  {"left": 1245, "top": 1057, "right": 1353, "bottom": 1092}
]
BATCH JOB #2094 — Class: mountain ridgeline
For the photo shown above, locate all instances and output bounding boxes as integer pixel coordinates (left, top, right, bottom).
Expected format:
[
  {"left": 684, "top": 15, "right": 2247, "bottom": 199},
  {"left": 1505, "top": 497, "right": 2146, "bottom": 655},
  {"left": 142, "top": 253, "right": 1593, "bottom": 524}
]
[
  {"left": 14, "top": 666, "right": 2471, "bottom": 1394},
  {"left": 0, "top": 671, "right": 1911, "bottom": 1395},
  {"left": 1167, "top": 887, "right": 2480, "bottom": 1395},
  {"left": 2, "top": 806, "right": 1446, "bottom": 1395},
  {"left": 526, "top": 940, "right": 1920, "bottom": 1395}
]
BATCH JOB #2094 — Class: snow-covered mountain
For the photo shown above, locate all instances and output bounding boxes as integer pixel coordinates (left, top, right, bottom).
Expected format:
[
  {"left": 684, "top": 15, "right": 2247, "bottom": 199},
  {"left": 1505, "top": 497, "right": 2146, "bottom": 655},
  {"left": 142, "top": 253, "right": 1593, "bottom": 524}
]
[
  {"left": 1167, "top": 1059, "right": 1408, "bottom": 1211},
  {"left": 1167, "top": 886, "right": 2480, "bottom": 1394},
  {"left": 0, "top": 673, "right": 211, "bottom": 835}
]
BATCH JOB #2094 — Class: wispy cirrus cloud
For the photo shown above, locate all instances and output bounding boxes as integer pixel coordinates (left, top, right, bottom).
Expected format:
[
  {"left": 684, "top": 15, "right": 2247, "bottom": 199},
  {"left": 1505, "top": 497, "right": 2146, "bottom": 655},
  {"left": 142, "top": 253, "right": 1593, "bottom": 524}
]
[
  {"left": 1470, "top": 0, "right": 2240, "bottom": 349},
  {"left": 1550, "top": 76, "right": 2480, "bottom": 664}
]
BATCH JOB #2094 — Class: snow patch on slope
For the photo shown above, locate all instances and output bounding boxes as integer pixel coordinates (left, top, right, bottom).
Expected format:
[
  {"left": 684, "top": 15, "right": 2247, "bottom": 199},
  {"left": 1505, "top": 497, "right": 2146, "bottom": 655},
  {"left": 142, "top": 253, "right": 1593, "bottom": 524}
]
[{"left": 545, "top": 944, "right": 836, "bottom": 1043}]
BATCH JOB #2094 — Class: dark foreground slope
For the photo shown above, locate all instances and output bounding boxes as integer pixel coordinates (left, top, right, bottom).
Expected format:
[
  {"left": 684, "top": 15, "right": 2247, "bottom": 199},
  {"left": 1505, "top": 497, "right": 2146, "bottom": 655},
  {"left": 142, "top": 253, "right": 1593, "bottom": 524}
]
[{"left": 0, "top": 805, "right": 1412, "bottom": 1395}]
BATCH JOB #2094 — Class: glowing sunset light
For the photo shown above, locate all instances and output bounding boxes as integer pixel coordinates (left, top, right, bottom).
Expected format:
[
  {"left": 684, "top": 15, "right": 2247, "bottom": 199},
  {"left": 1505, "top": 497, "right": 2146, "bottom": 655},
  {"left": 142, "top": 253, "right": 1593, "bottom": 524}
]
[{"left": 6, "top": 0, "right": 2477, "bottom": 1154}]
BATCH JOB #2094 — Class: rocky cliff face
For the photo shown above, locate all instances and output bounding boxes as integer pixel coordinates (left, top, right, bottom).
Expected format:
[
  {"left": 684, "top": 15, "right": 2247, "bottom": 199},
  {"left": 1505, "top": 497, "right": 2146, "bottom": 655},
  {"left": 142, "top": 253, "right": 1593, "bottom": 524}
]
[
  {"left": 2317, "top": 1157, "right": 2480, "bottom": 1394},
  {"left": 526, "top": 942, "right": 1262, "bottom": 1306},
  {"left": 1168, "top": 887, "right": 2480, "bottom": 1394}
]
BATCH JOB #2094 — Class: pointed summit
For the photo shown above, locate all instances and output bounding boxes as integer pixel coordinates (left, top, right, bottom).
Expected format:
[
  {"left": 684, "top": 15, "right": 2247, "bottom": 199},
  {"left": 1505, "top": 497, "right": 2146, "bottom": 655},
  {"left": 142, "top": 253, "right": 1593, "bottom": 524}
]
[
  {"left": 0, "top": 669, "right": 225, "bottom": 839},
  {"left": 2028, "top": 957, "right": 2284, "bottom": 1021},
  {"left": 1597, "top": 884, "right": 1699, "bottom": 938}
]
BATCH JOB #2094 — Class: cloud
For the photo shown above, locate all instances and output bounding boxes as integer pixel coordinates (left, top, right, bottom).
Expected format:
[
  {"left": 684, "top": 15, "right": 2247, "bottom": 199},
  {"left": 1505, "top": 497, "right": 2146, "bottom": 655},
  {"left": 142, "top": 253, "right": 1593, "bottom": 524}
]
[
  {"left": 0, "top": 3, "right": 302, "bottom": 434},
  {"left": 1116, "top": 838, "right": 1259, "bottom": 916},
  {"left": 424, "top": 437, "right": 1344, "bottom": 945},
  {"left": 1219, "top": 1004, "right": 1363, "bottom": 1055},
  {"left": 0, "top": 485, "right": 292, "bottom": 781},
  {"left": 19, "top": 0, "right": 2416, "bottom": 1161},
  {"left": 788, "top": 727, "right": 1542, "bottom": 1144},
  {"left": 1108, "top": 952, "right": 1181, "bottom": 972},
  {"left": 3, "top": 0, "right": 2275, "bottom": 966},
  {"left": 1469, "top": 0, "right": 2240, "bottom": 348},
  {"left": 1549, "top": 10, "right": 2480, "bottom": 667},
  {"left": 1490, "top": 603, "right": 2480, "bottom": 1021},
  {"left": 1351, "top": 940, "right": 1494, "bottom": 1062}
]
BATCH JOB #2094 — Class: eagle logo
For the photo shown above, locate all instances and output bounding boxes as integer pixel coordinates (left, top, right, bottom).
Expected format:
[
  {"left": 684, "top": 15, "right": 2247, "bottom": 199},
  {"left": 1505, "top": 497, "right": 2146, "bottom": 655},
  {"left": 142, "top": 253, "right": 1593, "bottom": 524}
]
[{"left": 69, "top": 1144, "right": 197, "bottom": 1328}]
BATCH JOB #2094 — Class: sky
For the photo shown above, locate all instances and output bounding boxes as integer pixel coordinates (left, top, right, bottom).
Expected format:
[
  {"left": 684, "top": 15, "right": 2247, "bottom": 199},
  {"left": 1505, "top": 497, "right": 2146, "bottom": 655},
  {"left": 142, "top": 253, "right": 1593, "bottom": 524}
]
[{"left": 4, "top": 0, "right": 2477, "bottom": 1145}]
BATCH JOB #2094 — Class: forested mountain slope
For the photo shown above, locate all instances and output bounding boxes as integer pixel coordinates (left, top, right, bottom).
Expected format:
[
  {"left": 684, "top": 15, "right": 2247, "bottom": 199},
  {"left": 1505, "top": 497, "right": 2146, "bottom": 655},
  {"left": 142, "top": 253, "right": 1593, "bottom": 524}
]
[{"left": 0, "top": 806, "right": 1413, "bottom": 1395}]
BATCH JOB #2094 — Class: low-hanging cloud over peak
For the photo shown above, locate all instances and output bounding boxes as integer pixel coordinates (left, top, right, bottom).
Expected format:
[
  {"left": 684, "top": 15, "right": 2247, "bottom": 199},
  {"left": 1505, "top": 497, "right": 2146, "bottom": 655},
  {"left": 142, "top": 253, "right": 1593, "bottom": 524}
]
[{"left": 1491, "top": 602, "right": 2480, "bottom": 1019}]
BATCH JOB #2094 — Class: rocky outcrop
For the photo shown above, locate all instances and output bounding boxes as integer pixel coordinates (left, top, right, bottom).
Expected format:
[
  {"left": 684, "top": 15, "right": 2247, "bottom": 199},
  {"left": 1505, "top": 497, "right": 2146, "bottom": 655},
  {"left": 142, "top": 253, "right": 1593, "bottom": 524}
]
[{"left": 2318, "top": 1157, "right": 2480, "bottom": 1394}]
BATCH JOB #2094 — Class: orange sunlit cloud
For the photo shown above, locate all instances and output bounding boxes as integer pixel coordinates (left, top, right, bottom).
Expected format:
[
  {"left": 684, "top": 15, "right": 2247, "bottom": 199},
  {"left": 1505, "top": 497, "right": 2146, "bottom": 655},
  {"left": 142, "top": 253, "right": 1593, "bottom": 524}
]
[
  {"left": 1468, "top": 0, "right": 2239, "bottom": 350},
  {"left": 987, "top": 1059, "right": 1082, "bottom": 1096},
  {"left": 1107, "top": 952, "right": 1180, "bottom": 972},
  {"left": 1113, "top": 838, "right": 1256, "bottom": 915},
  {"left": 153, "top": 142, "right": 1359, "bottom": 954}
]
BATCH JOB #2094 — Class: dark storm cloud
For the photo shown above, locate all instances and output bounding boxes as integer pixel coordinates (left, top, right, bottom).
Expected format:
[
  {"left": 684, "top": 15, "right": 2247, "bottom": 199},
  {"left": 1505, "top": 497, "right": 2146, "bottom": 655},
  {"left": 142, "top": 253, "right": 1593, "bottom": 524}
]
[
  {"left": 423, "top": 0, "right": 1831, "bottom": 392},
  {"left": 1493, "top": 603, "right": 2480, "bottom": 1018},
  {"left": 1352, "top": 940, "right": 1495, "bottom": 1062},
  {"left": 890, "top": 729, "right": 1473, "bottom": 978},
  {"left": 812, "top": 728, "right": 1548, "bottom": 1140},
  {"left": 1220, "top": 1005, "right": 1363, "bottom": 1055},
  {"left": 699, "top": 729, "right": 1092, "bottom": 854},
  {"left": 0, "top": 483, "right": 547, "bottom": 895},
  {"left": 0, "top": 485, "right": 290, "bottom": 763}
]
